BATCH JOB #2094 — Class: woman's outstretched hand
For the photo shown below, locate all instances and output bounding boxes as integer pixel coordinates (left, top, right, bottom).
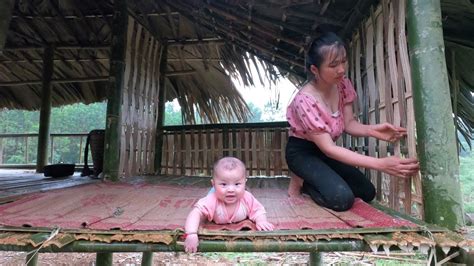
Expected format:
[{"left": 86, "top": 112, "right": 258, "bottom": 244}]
[
  {"left": 378, "top": 156, "right": 419, "bottom": 178},
  {"left": 369, "top": 123, "right": 407, "bottom": 142}
]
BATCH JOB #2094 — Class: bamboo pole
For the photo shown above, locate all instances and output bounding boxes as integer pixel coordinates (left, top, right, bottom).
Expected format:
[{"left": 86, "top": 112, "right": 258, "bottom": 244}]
[
  {"left": 0, "top": 239, "right": 369, "bottom": 253},
  {"left": 35, "top": 46, "right": 54, "bottom": 173},
  {"left": 406, "top": 0, "right": 464, "bottom": 230},
  {"left": 154, "top": 44, "right": 168, "bottom": 174},
  {"left": 103, "top": 0, "right": 128, "bottom": 182},
  {"left": 96, "top": 252, "right": 113, "bottom": 266},
  {"left": 26, "top": 252, "right": 38, "bottom": 266},
  {"left": 141, "top": 251, "right": 153, "bottom": 266},
  {"left": 0, "top": 0, "right": 14, "bottom": 50},
  {"left": 309, "top": 252, "right": 322, "bottom": 266},
  {"left": 3, "top": 45, "right": 110, "bottom": 51},
  {"left": 165, "top": 69, "right": 196, "bottom": 76},
  {"left": 0, "top": 76, "right": 109, "bottom": 86}
]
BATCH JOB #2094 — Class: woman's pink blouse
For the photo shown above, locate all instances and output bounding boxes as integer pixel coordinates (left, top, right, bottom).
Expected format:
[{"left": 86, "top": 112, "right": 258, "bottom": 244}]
[{"left": 286, "top": 78, "right": 357, "bottom": 141}]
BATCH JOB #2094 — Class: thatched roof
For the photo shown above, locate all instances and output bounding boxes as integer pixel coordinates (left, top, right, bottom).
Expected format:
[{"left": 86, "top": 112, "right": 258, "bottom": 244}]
[
  {"left": 0, "top": 0, "right": 377, "bottom": 122},
  {"left": 0, "top": 0, "right": 472, "bottom": 131}
]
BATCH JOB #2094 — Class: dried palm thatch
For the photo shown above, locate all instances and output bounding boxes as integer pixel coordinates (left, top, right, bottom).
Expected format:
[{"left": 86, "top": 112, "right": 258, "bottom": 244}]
[
  {"left": 0, "top": 0, "right": 472, "bottom": 135},
  {"left": 445, "top": 41, "right": 474, "bottom": 149},
  {"left": 442, "top": 0, "right": 474, "bottom": 148}
]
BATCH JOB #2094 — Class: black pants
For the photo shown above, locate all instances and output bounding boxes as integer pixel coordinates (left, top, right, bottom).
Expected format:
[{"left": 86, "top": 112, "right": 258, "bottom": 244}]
[{"left": 285, "top": 136, "right": 376, "bottom": 211}]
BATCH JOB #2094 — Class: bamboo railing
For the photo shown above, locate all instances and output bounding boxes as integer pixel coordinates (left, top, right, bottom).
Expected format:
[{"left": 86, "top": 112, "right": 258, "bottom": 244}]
[
  {"left": 0, "top": 133, "right": 88, "bottom": 167},
  {"left": 160, "top": 122, "right": 289, "bottom": 177}
]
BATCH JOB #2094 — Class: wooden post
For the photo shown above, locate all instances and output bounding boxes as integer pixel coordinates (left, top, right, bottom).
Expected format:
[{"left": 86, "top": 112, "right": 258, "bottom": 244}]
[
  {"left": 103, "top": 0, "right": 128, "bottom": 181},
  {"left": 154, "top": 44, "right": 168, "bottom": 174},
  {"left": 0, "top": 0, "right": 14, "bottom": 50},
  {"left": 36, "top": 46, "right": 54, "bottom": 173},
  {"left": 26, "top": 252, "right": 38, "bottom": 266},
  {"left": 407, "top": 0, "right": 464, "bottom": 229},
  {"left": 96, "top": 252, "right": 113, "bottom": 266},
  {"left": 309, "top": 252, "right": 322, "bottom": 266},
  {"left": 141, "top": 251, "right": 153, "bottom": 266}
]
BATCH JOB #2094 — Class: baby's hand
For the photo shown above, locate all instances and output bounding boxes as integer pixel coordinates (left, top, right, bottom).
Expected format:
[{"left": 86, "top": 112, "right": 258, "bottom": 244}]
[
  {"left": 256, "top": 220, "right": 274, "bottom": 231},
  {"left": 184, "top": 233, "right": 199, "bottom": 253}
]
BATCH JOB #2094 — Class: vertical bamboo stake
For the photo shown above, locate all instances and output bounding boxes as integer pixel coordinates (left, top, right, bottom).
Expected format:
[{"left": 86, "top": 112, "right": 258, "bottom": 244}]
[
  {"left": 154, "top": 44, "right": 167, "bottom": 174},
  {"left": 0, "top": 0, "right": 14, "bottom": 50},
  {"left": 103, "top": 0, "right": 128, "bottom": 182},
  {"left": 407, "top": 0, "right": 464, "bottom": 229},
  {"left": 309, "top": 252, "right": 322, "bottom": 266},
  {"left": 119, "top": 18, "right": 134, "bottom": 177},
  {"left": 141, "top": 252, "right": 153, "bottom": 266},
  {"left": 374, "top": 6, "right": 387, "bottom": 202},
  {"left": 365, "top": 17, "right": 378, "bottom": 184},
  {"left": 26, "top": 252, "right": 38, "bottom": 266},
  {"left": 36, "top": 46, "right": 54, "bottom": 173},
  {"left": 96, "top": 252, "right": 113, "bottom": 266}
]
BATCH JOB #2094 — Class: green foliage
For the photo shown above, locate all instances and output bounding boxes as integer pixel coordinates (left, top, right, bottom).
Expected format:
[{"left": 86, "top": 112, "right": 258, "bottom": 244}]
[
  {"left": 164, "top": 103, "right": 183, "bottom": 125},
  {"left": 49, "top": 102, "right": 107, "bottom": 133},
  {"left": 0, "top": 102, "right": 107, "bottom": 164},
  {"left": 460, "top": 153, "right": 474, "bottom": 213},
  {"left": 247, "top": 102, "right": 262, "bottom": 122}
]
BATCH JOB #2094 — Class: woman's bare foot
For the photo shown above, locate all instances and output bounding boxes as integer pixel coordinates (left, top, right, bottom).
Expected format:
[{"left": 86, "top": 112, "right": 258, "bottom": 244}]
[{"left": 288, "top": 174, "right": 303, "bottom": 197}]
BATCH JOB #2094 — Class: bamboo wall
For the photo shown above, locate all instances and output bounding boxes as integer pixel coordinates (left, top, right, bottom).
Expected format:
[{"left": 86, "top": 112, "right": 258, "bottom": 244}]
[
  {"left": 347, "top": 0, "right": 423, "bottom": 218},
  {"left": 119, "top": 16, "right": 162, "bottom": 177},
  {"left": 160, "top": 123, "right": 289, "bottom": 177}
]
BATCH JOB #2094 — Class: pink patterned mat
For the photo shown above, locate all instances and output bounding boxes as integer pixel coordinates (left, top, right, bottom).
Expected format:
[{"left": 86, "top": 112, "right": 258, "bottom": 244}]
[{"left": 0, "top": 182, "right": 416, "bottom": 231}]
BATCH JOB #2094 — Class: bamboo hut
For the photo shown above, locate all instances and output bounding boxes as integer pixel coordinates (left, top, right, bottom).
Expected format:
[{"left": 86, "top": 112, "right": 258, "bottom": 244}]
[{"left": 0, "top": 0, "right": 473, "bottom": 265}]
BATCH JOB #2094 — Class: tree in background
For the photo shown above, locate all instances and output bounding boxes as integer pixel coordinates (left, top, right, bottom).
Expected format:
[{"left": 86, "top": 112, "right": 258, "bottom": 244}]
[
  {"left": 247, "top": 102, "right": 263, "bottom": 122},
  {"left": 164, "top": 103, "right": 183, "bottom": 125},
  {"left": 0, "top": 102, "right": 107, "bottom": 164}
]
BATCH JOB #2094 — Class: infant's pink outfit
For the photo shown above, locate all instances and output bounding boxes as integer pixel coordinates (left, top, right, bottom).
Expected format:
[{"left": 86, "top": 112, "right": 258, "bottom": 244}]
[
  {"left": 286, "top": 77, "right": 356, "bottom": 141},
  {"left": 194, "top": 191, "right": 266, "bottom": 224}
]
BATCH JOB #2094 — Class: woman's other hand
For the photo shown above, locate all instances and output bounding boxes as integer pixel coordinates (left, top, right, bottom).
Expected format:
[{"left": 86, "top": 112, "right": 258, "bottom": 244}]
[
  {"left": 369, "top": 123, "right": 407, "bottom": 142},
  {"left": 378, "top": 156, "right": 419, "bottom": 178}
]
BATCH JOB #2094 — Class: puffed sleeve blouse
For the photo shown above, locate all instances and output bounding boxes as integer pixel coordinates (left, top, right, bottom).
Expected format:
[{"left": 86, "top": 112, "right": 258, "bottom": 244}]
[{"left": 286, "top": 77, "right": 357, "bottom": 141}]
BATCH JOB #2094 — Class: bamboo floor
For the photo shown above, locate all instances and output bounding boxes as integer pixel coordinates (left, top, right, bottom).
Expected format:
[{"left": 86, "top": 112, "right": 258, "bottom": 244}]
[
  {"left": 0, "top": 175, "right": 471, "bottom": 254},
  {"left": 0, "top": 169, "right": 99, "bottom": 204}
]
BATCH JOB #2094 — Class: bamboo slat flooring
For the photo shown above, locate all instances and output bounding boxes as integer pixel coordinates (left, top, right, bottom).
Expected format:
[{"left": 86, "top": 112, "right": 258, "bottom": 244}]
[{"left": 0, "top": 169, "right": 99, "bottom": 203}]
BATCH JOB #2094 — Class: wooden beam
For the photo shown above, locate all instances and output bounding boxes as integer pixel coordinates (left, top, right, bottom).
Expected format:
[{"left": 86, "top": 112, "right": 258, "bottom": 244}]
[
  {"left": 204, "top": 2, "right": 304, "bottom": 49},
  {"left": 35, "top": 46, "right": 54, "bottom": 173},
  {"left": 165, "top": 69, "right": 196, "bottom": 76},
  {"left": 11, "top": 12, "right": 179, "bottom": 20},
  {"left": 320, "top": 0, "right": 331, "bottom": 15},
  {"left": 167, "top": 58, "right": 222, "bottom": 62},
  {"left": 339, "top": 0, "right": 377, "bottom": 39},
  {"left": 164, "top": 1, "right": 304, "bottom": 68},
  {"left": 103, "top": 0, "right": 128, "bottom": 182},
  {"left": 285, "top": 9, "right": 344, "bottom": 26},
  {"left": 154, "top": 44, "right": 168, "bottom": 174},
  {"left": 0, "top": 58, "right": 110, "bottom": 64},
  {"left": 407, "top": 0, "right": 464, "bottom": 229},
  {"left": 2, "top": 45, "right": 110, "bottom": 51},
  {"left": 167, "top": 38, "right": 225, "bottom": 46},
  {"left": 0, "top": 0, "right": 15, "bottom": 50},
  {"left": 0, "top": 76, "right": 109, "bottom": 86}
]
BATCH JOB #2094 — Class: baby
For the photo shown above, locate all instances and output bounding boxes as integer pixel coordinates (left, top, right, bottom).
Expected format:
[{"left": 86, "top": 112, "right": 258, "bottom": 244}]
[{"left": 184, "top": 157, "right": 274, "bottom": 252}]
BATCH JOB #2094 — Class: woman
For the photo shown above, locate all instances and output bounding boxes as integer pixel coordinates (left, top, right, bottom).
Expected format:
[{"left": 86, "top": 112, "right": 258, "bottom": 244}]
[{"left": 285, "top": 32, "right": 419, "bottom": 211}]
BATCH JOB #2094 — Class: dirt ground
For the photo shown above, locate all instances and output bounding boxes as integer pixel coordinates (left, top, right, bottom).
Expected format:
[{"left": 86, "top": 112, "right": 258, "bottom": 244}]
[{"left": 0, "top": 251, "right": 429, "bottom": 265}]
